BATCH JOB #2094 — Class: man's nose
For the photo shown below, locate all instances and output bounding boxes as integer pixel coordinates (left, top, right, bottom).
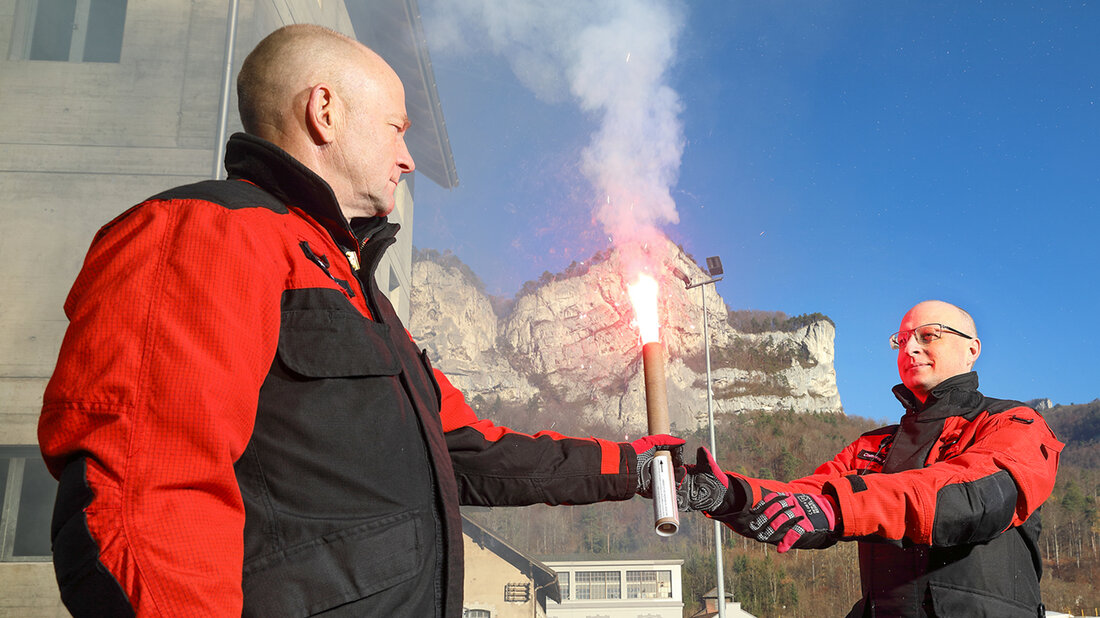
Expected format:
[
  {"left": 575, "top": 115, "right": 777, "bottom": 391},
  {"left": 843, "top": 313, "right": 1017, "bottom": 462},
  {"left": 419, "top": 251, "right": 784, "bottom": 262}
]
[{"left": 397, "top": 137, "right": 415, "bottom": 174}]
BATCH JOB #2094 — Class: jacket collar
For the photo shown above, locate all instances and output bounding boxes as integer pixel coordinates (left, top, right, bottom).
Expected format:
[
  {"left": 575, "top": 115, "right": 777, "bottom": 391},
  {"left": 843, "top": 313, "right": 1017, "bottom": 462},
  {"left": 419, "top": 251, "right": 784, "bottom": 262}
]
[
  {"left": 892, "top": 371, "right": 983, "bottom": 420},
  {"left": 224, "top": 132, "right": 372, "bottom": 251}
]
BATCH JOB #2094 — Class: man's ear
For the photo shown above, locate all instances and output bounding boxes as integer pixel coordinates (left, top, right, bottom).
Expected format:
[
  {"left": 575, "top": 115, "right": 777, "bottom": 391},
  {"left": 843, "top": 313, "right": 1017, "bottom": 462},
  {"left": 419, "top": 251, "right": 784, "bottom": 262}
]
[
  {"left": 967, "top": 337, "right": 982, "bottom": 368},
  {"left": 305, "top": 83, "right": 337, "bottom": 145}
]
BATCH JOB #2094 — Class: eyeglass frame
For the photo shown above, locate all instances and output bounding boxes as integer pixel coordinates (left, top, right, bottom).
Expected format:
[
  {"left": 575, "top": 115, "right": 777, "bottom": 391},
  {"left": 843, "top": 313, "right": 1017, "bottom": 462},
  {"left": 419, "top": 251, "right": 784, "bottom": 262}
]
[{"left": 889, "top": 323, "right": 974, "bottom": 350}]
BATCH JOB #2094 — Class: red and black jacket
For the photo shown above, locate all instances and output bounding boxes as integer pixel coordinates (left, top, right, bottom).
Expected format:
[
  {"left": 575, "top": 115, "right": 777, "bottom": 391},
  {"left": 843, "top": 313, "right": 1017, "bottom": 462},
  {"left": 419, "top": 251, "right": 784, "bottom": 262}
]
[
  {"left": 713, "top": 372, "right": 1062, "bottom": 617},
  {"left": 39, "top": 133, "right": 638, "bottom": 617}
]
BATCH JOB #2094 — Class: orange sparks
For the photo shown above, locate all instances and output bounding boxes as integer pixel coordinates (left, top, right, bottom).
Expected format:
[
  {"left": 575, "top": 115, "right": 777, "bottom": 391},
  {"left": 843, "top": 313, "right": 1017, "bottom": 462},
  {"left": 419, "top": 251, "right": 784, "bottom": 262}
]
[{"left": 627, "top": 274, "right": 660, "bottom": 344}]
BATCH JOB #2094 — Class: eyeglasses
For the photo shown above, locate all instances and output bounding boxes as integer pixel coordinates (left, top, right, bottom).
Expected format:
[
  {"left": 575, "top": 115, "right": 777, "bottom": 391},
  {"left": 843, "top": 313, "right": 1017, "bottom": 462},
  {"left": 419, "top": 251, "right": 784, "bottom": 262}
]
[{"left": 889, "top": 323, "right": 974, "bottom": 350}]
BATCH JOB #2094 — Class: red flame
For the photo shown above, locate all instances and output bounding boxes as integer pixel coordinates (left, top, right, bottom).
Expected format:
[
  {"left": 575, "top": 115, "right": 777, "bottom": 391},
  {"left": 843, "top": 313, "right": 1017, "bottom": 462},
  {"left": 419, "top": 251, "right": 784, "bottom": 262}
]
[{"left": 627, "top": 274, "right": 660, "bottom": 344}]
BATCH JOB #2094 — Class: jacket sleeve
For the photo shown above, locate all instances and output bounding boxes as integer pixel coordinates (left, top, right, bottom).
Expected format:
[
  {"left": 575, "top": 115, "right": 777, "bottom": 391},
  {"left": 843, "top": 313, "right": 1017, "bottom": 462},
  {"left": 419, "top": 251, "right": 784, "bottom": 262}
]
[
  {"left": 38, "top": 198, "right": 284, "bottom": 616},
  {"left": 434, "top": 369, "right": 638, "bottom": 506},
  {"left": 824, "top": 406, "right": 1062, "bottom": 546},
  {"left": 710, "top": 436, "right": 870, "bottom": 536}
]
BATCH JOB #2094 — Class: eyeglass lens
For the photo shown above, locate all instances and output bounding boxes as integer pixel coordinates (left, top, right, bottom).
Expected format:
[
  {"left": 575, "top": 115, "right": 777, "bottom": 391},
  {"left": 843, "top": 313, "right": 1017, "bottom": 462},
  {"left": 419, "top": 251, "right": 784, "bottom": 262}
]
[{"left": 891, "top": 324, "right": 943, "bottom": 349}]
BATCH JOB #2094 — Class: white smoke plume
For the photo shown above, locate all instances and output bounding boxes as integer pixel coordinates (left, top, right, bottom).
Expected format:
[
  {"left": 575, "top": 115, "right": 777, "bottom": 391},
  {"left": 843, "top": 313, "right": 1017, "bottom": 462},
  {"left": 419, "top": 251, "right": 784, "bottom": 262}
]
[{"left": 422, "top": 0, "right": 686, "bottom": 256}]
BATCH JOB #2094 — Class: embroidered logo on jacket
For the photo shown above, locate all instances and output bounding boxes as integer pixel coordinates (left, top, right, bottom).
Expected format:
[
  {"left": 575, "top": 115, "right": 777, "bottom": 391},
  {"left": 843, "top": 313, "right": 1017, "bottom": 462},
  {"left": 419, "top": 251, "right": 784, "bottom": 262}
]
[
  {"left": 856, "top": 434, "right": 893, "bottom": 469},
  {"left": 856, "top": 449, "right": 887, "bottom": 466}
]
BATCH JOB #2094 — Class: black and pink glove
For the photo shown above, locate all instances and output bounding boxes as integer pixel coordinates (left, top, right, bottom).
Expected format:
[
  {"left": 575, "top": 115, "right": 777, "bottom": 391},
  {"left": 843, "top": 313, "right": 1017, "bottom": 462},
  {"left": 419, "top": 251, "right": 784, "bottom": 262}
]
[
  {"left": 630, "top": 435, "right": 685, "bottom": 497},
  {"left": 747, "top": 489, "right": 839, "bottom": 552}
]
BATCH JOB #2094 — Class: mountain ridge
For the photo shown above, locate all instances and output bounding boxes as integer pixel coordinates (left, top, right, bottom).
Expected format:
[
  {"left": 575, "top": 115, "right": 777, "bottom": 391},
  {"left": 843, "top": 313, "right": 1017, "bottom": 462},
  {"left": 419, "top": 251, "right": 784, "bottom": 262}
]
[{"left": 409, "top": 239, "right": 844, "bottom": 432}]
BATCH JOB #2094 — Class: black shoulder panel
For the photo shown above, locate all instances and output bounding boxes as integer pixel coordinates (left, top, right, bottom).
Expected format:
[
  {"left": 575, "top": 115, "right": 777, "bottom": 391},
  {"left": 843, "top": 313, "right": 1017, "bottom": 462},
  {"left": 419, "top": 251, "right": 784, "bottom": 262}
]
[
  {"left": 149, "top": 179, "right": 288, "bottom": 214},
  {"left": 982, "top": 398, "right": 1030, "bottom": 416},
  {"left": 861, "top": 424, "right": 899, "bottom": 438}
]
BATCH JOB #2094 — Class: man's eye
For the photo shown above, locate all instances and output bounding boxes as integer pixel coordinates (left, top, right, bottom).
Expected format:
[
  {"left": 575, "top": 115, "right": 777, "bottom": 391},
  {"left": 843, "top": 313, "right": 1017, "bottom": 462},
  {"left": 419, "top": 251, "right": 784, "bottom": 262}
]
[{"left": 918, "top": 329, "right": 937, "bottom": 343}]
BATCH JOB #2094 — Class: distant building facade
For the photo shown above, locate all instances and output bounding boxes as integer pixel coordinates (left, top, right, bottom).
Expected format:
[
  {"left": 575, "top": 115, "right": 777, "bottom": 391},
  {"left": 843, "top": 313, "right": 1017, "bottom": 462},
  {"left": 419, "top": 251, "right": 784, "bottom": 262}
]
[
  {"left": 541, "top": 557, "right": 685, "bottom": 618},
  {"left": 463, "top": 516, "right": 562, "bottom": 618},
  {"left": 0, "top": 0, "right": 455, "bottom": 613}
]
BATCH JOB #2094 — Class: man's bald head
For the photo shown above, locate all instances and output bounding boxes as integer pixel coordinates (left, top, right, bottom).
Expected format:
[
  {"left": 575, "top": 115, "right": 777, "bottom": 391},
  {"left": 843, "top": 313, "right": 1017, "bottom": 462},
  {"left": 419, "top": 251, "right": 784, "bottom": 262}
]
[
  {"left": 234, "top": 24, "right": 414, "bottom": 219},
  {"left": 906, "top": 300, "right": 977, "bottom": 339},
  {"left": 237, "top": 24, "right": 388, "bottom": 140},
  {"left": 896, "top": 300, "right": 981, "bottom": 401}
]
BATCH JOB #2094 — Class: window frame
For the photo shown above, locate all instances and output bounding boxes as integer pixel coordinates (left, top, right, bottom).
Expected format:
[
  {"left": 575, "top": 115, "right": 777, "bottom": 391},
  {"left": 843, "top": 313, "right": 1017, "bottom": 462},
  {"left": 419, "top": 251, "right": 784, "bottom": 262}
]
[
  {"left": 626, "top": 569, "right": 673, "bottom": 599},
  {"left": 574, "top": 570, "right": 621, "bottom": 600},
  {"left": 556, "top": 570, "right": 570, "bottom": 601},
  {"left": 1, "top": 445, "right": 56, "bottom": 562},
  {"left": 9, "top": 0, "right": 127, "bottom": 63}
]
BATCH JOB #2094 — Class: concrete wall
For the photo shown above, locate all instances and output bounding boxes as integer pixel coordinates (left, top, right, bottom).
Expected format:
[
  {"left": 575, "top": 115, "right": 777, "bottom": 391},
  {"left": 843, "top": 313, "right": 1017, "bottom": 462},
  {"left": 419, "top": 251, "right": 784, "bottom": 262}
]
[{"left": 0, "top": 563, "right": 69, "bottom": 618}]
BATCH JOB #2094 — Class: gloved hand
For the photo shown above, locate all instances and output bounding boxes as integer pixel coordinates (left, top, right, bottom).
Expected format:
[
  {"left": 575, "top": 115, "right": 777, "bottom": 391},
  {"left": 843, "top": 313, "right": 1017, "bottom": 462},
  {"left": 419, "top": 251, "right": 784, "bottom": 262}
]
[
  {"left": 747, "top": 489, "right": 838, "bottom": 553},
  {"left": 630, "top": 435, "right": 685, "bottom": 497},
  {"left": 678, "top": 447, "right": 730, "bottom": 513}
]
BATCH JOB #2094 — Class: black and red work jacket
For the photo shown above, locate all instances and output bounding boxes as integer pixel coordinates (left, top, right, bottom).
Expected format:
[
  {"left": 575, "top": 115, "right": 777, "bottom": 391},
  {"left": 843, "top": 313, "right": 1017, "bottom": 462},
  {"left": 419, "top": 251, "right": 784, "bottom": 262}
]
[
  {"left": 715, "top": 372, "right": 1062, "bottom": 617},
  {"left": 39, "top": 133, "right": 639, "bottom": 617}
]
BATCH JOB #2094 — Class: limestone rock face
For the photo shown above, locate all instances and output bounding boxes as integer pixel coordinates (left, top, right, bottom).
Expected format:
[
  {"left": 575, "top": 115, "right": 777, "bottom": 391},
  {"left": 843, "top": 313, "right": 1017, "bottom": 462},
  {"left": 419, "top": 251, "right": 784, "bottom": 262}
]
[
  {"left": 409, "top": 256, "right": 537, "bottom": 402},
  {"left": 408, "top": 241, "right": 843, "bottom": 433}
]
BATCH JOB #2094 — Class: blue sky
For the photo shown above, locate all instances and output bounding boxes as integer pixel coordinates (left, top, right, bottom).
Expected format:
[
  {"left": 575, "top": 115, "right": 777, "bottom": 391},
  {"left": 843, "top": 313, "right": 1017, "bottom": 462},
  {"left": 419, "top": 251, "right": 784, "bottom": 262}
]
[{"left": 413, "top": 1, "right": 1099, "bottom": 421}]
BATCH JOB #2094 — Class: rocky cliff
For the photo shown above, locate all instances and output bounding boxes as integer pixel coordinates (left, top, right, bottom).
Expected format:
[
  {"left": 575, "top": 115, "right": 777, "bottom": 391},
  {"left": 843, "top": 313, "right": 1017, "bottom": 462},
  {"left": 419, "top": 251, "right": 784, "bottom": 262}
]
[{"left": 409, "top": 240, "right": 843, "bottom": 433}]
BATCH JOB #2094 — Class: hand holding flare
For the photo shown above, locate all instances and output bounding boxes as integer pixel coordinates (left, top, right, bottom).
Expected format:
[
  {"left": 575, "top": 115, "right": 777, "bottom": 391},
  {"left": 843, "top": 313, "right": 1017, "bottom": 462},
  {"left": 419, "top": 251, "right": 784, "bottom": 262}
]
[{"left": 627, "top": 274, "right": 680, "bottom": 536}]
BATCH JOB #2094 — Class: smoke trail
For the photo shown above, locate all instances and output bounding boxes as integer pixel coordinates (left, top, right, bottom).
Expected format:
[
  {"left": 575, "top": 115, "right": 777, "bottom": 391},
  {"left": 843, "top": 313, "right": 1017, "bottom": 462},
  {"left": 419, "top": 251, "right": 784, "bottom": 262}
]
[{"left": 422, "top": 0, "right": 686, "bottom": 256}]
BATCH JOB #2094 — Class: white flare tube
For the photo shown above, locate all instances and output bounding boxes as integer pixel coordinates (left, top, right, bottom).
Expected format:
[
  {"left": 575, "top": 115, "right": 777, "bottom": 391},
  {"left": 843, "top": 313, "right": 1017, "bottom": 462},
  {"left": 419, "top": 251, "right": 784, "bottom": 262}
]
[
  {"left": 642, "top": 341, "right": 679, "bottom": 535},
  {"left": 651, "top": 451, "right": 679, "bottom": 536}
]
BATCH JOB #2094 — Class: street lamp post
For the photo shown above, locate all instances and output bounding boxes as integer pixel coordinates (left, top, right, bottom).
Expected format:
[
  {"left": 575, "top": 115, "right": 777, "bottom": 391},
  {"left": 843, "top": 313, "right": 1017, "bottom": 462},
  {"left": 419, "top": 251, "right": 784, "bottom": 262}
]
[{"left": 677, "top": 256, "right": 725, "bottom": 618}]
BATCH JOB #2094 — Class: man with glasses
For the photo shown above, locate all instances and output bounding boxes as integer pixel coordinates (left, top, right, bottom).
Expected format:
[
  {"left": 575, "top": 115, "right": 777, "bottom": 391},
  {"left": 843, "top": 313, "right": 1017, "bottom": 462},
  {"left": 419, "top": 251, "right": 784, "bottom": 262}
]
[{"left": 678, "top": 300, "right": 1063, "bottom": 617}]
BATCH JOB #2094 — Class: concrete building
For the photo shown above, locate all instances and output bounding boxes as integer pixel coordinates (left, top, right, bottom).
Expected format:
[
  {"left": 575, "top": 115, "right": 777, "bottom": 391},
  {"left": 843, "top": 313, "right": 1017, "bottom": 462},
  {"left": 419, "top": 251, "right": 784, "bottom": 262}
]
[
  {"left": 541, "top": 557, "right": 685, "bottom": 618},
  {"left": 463, "top": 516, "right": 562, "bottom": 618},
  {"left": 0, "top": 1, "right": 455, "bottom": 613}
]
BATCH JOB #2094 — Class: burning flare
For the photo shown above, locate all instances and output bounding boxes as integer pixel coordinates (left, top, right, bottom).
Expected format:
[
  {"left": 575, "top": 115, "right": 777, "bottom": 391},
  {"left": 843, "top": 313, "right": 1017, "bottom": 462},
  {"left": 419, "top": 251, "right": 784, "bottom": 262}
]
[
  {"left": 628, "top": 272, "right": 679, "bottom": 535},
  {"left": 627, "top": 274, "right": 660, "bottom": 344}
]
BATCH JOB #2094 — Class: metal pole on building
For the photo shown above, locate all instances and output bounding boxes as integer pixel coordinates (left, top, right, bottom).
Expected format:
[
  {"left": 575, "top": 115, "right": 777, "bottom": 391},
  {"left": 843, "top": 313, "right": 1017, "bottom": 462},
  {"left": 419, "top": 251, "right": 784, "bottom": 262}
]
[
  {"left": 213, "top": 0, "right": 241, "bottom": 180},
  {"left": 678, "top": 256, "right": 725, "bottom": 618}
]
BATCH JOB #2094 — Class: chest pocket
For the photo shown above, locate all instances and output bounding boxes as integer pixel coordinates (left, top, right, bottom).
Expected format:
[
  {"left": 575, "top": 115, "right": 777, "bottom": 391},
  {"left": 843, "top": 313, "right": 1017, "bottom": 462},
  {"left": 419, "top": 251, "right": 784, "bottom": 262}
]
[{"left": 277, "top": 308, "right": 400, "bottom": 378}]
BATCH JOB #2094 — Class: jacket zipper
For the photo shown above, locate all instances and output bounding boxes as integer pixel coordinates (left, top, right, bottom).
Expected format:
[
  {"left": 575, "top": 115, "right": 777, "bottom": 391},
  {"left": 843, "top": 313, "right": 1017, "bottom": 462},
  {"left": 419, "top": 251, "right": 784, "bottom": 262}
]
[{"left": 350, "top": 235, "right": 384, "bottom": 324}]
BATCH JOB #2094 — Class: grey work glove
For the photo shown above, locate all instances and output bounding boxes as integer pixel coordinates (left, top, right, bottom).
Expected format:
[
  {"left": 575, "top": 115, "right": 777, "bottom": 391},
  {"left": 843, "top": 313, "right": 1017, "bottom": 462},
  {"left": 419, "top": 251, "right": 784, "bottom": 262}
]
[
  {"left": 630, "top": 435, "right": 686, "bottom": 497},
  {"left": 677, "top": 447, "right": 730, "bottom": 512}
]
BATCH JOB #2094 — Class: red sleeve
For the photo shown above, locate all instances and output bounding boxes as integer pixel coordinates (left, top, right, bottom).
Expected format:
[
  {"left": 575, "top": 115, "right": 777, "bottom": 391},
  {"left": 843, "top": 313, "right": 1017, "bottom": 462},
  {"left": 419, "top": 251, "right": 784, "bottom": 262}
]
[
  {"left": 711, "top": 430, "right": 888, "bottom": 538},
  {"left": 38, "top": 198, "right": 284, "bottom": 616},
  {"left": 722, "top": 434, "right": 872, "bottom": 505},
  {"left": 825, "top": 407, "right": 1062, "bottom": 545},
  {"left": 434, "top": 368, "right": 636, "bottom": 506}
]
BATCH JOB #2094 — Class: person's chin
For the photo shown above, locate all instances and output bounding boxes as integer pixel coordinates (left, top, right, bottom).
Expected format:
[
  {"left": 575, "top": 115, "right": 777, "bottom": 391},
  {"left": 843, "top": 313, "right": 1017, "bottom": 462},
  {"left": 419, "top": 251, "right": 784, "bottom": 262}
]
[{"left": 901, "top": 367, "right": 932, "bottom": 389}]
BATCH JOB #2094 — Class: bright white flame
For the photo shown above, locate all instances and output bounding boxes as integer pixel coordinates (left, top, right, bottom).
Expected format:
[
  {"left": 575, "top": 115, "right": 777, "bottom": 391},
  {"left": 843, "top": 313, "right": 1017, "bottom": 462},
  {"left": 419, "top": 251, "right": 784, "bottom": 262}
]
[{"left": 627, "top": 274, "right": 660, "bottom": 344}]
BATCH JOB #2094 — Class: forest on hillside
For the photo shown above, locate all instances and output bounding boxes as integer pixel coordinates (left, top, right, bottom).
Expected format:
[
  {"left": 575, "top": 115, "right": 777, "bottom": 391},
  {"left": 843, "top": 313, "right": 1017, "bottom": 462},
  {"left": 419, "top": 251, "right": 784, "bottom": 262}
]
[{"left": 465, "top": 397, "right": 1100, "bottom": 617}]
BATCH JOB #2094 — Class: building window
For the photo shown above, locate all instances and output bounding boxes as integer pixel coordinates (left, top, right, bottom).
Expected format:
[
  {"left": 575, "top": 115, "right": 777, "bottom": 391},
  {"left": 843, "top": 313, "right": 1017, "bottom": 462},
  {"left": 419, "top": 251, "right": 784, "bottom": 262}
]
[
  {"left": 574, "top": 570, "right": 621, "bottom": 600},
  {"left": 13, "top": 0, "right": 127, "bottom": 62},
  {"left": 465, "top": 610, "right": 491, "bottom": 618},
  {"left": 626, "top": 569, "right": 673, "bottom": 599},
  {"left": 557, "top": 571, "right": 569, "bottom": 600},
  {"left": 1, "top": 446, "right": 57, "bottom": 561},
  {"left": 388, "top": 265, "right": 401, "bottom": 295}
]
